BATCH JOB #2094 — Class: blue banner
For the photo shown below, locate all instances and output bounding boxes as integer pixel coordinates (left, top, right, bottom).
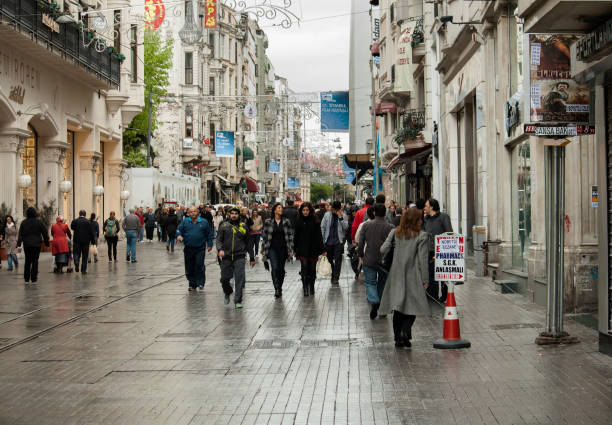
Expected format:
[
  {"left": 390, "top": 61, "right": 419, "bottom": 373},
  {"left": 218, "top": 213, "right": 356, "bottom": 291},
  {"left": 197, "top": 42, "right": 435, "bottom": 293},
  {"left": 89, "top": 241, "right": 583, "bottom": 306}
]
[
  {"left": 215, "top": 131, "right": 235, "bottom": 157},
  {"left": 269, "top": 158, "right": 280, "bottom": 174},
  {"left": 345, "top": 170, "right": 355, "bottom": 184},
  {"left": 321, "top": 91, "right": 349, "bottom": 133},
  {"left": 287, "top": 177, "right": 300, "bottom": 189}
]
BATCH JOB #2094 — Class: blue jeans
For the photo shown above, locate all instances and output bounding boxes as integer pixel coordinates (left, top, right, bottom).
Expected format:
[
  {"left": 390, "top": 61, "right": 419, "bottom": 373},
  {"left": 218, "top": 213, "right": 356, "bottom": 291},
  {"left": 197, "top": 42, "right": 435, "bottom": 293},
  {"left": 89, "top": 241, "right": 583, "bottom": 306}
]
[
  {"left": 7, "top": 253, "right": 18, "bottom": 270},
  {"left": 268, "top": 247, "right": 287, "bottom": 273},
  {"left": 363, "top": 265, "right": 388, "bottom": 304},
  {"left": 167, "top": 236, "right": 176, "bottom": 251},
  {"left": 125, "top": 230, "right": 138, "bottom": 261},
  {"left": 138, "top": 225, "right": 144, "bottom": 241}
]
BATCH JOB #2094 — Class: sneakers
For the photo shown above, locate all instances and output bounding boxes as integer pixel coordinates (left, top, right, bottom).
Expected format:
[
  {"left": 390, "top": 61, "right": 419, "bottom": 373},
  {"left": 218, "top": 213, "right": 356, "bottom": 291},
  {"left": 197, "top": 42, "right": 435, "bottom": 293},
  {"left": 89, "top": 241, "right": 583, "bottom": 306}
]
[
  {"left": 198, "top": 285, "right": 204, "bottom": 290},
  {"left": 235, "top": 303, "right": 243, "bottom": 309},
  {"left": 224, "top": 294, "right": 230, "bottom": 305}
]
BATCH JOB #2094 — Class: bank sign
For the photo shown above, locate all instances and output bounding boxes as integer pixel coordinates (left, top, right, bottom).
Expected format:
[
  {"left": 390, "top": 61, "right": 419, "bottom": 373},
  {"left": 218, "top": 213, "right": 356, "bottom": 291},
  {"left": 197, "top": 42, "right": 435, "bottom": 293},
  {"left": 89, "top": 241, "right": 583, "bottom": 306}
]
[{"left": 435, "top": 234, "right": 465, "bottom": 282}]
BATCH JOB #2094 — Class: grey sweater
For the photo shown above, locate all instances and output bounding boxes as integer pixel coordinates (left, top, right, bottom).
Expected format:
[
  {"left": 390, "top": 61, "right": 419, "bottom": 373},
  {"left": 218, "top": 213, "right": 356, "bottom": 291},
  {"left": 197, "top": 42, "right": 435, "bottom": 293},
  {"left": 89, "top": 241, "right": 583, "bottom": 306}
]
[
  {"left": 357, "top": 217, "right": 394, "bottom": 267},
  {"left": 122, "top": 214, "right": 141, "bottom": 231}
]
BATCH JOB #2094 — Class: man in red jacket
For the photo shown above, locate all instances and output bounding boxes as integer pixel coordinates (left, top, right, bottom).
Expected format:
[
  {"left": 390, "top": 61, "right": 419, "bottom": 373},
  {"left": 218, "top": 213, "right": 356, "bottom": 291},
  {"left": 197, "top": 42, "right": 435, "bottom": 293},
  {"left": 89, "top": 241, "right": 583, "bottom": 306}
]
[{"left": 351, "top": 197, "right": 374, "bottom": 241}]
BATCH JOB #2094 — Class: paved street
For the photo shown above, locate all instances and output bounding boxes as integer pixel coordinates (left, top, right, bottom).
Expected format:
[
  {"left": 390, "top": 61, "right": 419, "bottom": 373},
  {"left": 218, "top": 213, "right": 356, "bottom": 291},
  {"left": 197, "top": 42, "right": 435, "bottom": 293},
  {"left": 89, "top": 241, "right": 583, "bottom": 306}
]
[{"left": 0, "top": 241, "right": 610, "bottom": 425}]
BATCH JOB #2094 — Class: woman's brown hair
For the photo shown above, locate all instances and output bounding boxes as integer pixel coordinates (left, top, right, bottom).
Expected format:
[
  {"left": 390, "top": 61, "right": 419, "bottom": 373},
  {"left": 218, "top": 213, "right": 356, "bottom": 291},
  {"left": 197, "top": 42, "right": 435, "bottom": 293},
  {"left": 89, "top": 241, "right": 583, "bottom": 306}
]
[{"left": 395, "top": 207, "right": 422, "bottom": 239}]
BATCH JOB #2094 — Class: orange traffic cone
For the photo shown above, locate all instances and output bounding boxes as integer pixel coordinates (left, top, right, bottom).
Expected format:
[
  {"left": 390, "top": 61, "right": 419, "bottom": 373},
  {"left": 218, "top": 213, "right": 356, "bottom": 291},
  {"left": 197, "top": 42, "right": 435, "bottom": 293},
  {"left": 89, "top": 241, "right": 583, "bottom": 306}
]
[{"left": 433, "top": 283, "right": 471, "bottom": 349}]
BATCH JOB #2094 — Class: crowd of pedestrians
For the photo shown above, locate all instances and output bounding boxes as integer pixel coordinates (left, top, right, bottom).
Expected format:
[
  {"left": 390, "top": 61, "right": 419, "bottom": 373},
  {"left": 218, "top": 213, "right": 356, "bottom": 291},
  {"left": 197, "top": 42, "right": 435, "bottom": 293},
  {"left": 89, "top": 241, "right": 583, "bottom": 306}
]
[{"left": 0, "top": 196, "right": 454, "bottom": 347}]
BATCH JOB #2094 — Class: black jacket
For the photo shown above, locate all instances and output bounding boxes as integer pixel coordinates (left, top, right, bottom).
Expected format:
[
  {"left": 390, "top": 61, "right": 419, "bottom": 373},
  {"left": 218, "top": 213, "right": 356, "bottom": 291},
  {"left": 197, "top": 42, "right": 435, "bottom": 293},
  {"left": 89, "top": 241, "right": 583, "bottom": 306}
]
[
  {"left": 283, "top": 207, "right": 298, "bottom": 229},
  {"left": 17, "top": 217, "right": 49, "bottom": 248},
  {"left": 71, "top": 217, "right": 96, "bottom": 245},
  {"left": 294, "top": 217, "right": 324, "bottom": 258},
  {"left": 144, "top": 213, "right": 157, "bottom": 228},
  {"left": 162, "top": 213, "right": 179, "bottom": 237},
  {"left": 423, "top": 212, "right": 453, "bottom": 252},
  {"left": 200, "top": 210, "right": 213, "bottom": 228},
  {"left": 90, "top": 220, "right": 100, "bottom": 239},
  {"left": 216, "top": 219, "right": 254, "bottom": 261}
]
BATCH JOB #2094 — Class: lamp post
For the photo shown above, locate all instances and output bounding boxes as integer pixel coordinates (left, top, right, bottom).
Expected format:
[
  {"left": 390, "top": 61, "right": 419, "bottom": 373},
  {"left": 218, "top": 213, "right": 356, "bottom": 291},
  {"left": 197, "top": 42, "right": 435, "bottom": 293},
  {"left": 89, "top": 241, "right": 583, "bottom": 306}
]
[
  {"left": 120, "top": 190, "right": 130, "bottom": 218},
  {"left": 59, "top": 180, "right": 72, "bottom": 220},
  {"left": 93, "top": 185, "right": 104, "bottom": 219},
  {"left": 17, "top": 174, "right": 32, "bottom": 216}
]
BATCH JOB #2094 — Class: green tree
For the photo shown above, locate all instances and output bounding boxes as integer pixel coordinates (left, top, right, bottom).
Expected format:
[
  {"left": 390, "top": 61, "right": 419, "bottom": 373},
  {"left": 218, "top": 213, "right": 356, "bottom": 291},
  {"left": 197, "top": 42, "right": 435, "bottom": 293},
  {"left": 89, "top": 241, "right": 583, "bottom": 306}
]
[
  {"left": 123, "top": 29, "right": 174, "bottom": 167},
  {"left": 310, "top": 183, "right": 332, "bottom": 204}
]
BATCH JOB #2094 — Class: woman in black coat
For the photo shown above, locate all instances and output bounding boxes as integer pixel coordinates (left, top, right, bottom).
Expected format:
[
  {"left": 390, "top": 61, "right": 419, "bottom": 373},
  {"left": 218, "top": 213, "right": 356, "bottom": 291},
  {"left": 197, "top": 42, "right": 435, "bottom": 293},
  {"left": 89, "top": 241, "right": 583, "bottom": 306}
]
[
  {"left": 17, "top": 207, "right": 49, "bottom": 283},
  {"left": 163, "top": 208, "right": 179, "bottom": 252},
  {"left": 294, "top": 202, "right": 325, "bottom": 296}
]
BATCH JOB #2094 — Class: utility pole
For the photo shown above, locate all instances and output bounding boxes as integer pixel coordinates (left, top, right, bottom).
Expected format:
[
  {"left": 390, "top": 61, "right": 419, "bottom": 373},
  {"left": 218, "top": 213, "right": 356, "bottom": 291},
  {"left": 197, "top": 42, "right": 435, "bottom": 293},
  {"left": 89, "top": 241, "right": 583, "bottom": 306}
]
[
  {"left": 369, "top": 6, "right": 378, "bottom": 197},
  {"left": 146, "top": 90, "right": 153, "bottom": 168}
]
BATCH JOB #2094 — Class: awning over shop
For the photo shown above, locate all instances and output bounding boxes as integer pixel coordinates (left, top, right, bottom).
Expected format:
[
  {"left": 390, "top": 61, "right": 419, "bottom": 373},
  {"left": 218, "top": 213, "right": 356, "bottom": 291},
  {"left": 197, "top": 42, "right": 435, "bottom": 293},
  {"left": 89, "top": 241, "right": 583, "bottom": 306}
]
[
  {"left": 243, "top": 146, "right": 255, "bottom": 161},
  {"left": 344, "top": 154, "right": 373, "bottom": 170},
  {"left": 214, "top": 174, "right": 232, "bottom": 186},
  {"left": 386, "top": 144, "right": 432, "bottom": 171},
  {"left": 246, "top": 177, "right": 259, "bottom": 192},
  {"left": 375, "top": 101, "right": 397, "bottom": 116}
]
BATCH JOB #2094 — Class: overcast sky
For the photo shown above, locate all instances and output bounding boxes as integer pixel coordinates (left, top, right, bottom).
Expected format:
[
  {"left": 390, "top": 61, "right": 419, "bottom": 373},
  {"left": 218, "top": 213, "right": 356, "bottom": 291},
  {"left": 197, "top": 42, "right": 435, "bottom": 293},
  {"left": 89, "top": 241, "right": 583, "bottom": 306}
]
[{"left": 261, "top": 1, "right": 371, "bottom": 153}]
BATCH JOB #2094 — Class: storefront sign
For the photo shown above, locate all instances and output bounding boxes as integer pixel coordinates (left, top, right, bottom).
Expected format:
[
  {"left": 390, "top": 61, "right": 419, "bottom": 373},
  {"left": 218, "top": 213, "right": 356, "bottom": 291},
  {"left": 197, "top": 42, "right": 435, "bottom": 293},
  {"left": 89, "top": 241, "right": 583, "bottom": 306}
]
[
  {"left": 529, "top": 34, "right": 590, "bottom": 124},
  {"left": 524, "top": 124, "right": 595, "bottom": 136},
  {"left": 320, "top": 91, "right": 349, "bottom": 132},
  {"left": 576, "top": 20, "right": 612, "bottom": 62},
  {"left": 591, "top": 185, "right": 599, "bottom": 208},
  {"left": 0, "top": 48, "right": 41, "bottom": 91},
  {"left": 42, "top": 13, "right": 60, "bottom": 33},
  {"left": 9, "top": 85, "right": 25, "bottom": 104},
  {"left": 435, "top": 234, "right": 465, "bottom": 282},
  {"left": 204, "top": 0, "right": 217, "bottom": 28},
  {"left": 215, "top": 131, "right": 234, "bottom": 157},
  {"left": 505, "top": 99, "right": 520, "bottom": 136}
]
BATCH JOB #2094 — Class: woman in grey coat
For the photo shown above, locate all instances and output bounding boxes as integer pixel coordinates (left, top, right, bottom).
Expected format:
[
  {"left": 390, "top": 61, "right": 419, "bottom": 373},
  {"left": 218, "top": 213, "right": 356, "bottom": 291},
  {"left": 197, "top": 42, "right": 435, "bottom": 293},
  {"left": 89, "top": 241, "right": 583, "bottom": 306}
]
[{"left": 379, "top": 207, "right": 431, "bottom": 348}]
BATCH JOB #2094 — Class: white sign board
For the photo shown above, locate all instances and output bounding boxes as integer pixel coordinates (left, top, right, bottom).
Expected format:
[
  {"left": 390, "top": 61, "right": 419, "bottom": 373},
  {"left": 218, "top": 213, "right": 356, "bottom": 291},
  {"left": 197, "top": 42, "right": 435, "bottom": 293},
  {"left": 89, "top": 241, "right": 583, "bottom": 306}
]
[{"left": 435, "top": 234, "right": 465, "bottom": 282}]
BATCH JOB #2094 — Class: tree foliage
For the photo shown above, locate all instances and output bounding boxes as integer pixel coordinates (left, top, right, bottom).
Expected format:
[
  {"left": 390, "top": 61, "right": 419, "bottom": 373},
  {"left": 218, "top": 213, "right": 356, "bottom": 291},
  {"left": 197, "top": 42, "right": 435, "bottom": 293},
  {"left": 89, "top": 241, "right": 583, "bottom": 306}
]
[
  {"left": 310, "top": 183, "right": 332, "bottom": 204},
  {"left": 123, "top": 29, "right": 174, "bottom": 167}
]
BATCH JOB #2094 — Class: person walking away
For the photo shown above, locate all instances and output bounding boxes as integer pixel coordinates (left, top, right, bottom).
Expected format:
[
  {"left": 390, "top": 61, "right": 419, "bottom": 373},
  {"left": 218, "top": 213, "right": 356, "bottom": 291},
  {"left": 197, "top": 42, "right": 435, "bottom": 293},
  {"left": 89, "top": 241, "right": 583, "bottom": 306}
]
[
  {"left": 144, "top": 207, "right": 156, "bottom": 242},
  {"left": 249, "top": 210, "right": 263, "bottom": 257},
  {"left": 103, "top": 212, "right": 120, "bottom": 262},
  {"left": 17, "top": 207, "right": 49, "bottom": 283},
  {"left": 3, "top": 216, "right": 19, "bottom": 271},
  {"left": 154, "top": 204, "right": 162, "bottom": 241},
  {"left": 200, "top": 205, "right": 214, "bottom": 229},
  {"left": 283, "top": 200, "right": 298, "bottom": 230},
  {"left": 164, "top": 208, "right": 179, "bottom": 252},
  {"left": 216, "top": 207, "right": 255, "bottom": 307},
  {"left": 159, "top": 207, "right": 169, "bottom": 241},
  {"left": 136, "top": 207, "right": 145, "bottom": 242},
  {"left": 294, "top": 202, "right": 325, "bottom": 296},
  {"left": 122, "top": 209, "right": 140, "bottom": 263},
  {"left": 176, "top": 206, "right": 213, "bottom": 291},
  {"left": 71, "top": 210, "right": 96, "bottom": 274},
  {"left": 213, "top": 209, "right": 224, "bottom": 238},
  {"left": 88, "top": 213, "right": 100, "bottom": 263},
  {"left": 358, "top": 203, "right": 394, "bottom": 319},
  {"left": 379, "top": 207, "right": 431, "bottom": 347},
  {"left": 320, "top": 201, "right": 348, "bottom": 285},
  {"left": 51, "top": 216, "right": 71, "bottom": 273},
  {"left": 261, "top": 203, "right": 294, "bottom": 298},
  {"left": 351, "top": 197, "right": 374, "bottom": 241},
  {"left": 423, "top": 198, "right": 453, "bottom": 303}
]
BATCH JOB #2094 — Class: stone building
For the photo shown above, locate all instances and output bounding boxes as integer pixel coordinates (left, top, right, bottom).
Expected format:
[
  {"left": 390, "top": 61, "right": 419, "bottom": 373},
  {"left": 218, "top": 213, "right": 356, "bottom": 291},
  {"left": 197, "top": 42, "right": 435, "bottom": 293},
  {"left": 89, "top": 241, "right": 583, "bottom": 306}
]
[{"left": 0, "top": 0, "right": 143, "bottom": 223}]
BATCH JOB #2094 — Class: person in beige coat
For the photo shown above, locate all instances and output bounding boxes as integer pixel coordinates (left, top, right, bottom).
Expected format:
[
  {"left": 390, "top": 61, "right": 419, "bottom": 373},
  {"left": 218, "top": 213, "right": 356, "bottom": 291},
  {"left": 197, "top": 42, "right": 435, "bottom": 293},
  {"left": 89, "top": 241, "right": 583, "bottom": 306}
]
[{"left": 378, "top": 207, "right": 432, "bottom": 348}]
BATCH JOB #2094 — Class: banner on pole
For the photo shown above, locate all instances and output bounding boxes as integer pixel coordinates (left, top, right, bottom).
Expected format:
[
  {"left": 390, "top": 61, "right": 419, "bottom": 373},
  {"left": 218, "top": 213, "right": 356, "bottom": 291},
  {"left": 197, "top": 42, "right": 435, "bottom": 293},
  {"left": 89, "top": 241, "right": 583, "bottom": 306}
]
[
  {"left": 394, "top": 21, "right": 414, "bottom": 94},
  {"left": 320, "top": 91, "right": 349, "bottom": 132},
  {"left": 215, "top": 131, "right": 234, "bottom": 157},
  {"left": 435, "top": 234, "right": 465, "bottom": 282},
  {"left": 204, "top": 0, "right": 217, "bottom": 28},
  {"left": 287, "top": 177, "right": 300, "bottom": 189}
]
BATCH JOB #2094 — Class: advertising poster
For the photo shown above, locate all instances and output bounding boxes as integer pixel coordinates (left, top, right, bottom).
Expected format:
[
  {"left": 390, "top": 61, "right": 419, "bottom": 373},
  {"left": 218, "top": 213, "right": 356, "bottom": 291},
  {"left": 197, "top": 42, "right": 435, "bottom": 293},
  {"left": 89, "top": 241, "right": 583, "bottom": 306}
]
[
  {"left": 287, "top": 177, "right": 300, "bottom": 189},
  {"left": 394, "top": 21, "right": 414, "bottom": 94},
  {"left": 320, "top": 91, "right": 349, "bottom": 132},
  {"left": 204, "top": 0, "right": 217, "bottom": 28},
  {"left": 215, "top": 131, "right": 234, "bottom": 157},
  {"left": 144, "top": 0, "right": 165, "bottom": 30},
  {"left": 529, "top": 34, "right": 590, "bottom": 123},
  {"left": 269, "top": 159, "right": 280, "bottom": 174}
]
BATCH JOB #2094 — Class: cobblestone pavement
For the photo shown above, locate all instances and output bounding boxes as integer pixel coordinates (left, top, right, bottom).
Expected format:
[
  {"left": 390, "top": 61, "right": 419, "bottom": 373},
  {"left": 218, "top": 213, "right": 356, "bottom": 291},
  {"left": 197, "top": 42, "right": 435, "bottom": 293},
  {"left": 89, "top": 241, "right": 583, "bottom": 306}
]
[{"left": 0, "top": 241, "right": 610, "bottom": 424}]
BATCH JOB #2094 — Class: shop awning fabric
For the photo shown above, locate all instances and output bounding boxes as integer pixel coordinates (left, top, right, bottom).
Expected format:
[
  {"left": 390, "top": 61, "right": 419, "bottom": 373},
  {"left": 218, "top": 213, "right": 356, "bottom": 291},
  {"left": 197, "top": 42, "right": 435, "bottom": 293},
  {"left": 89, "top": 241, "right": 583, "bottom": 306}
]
[
  {"left": 375, "top": 101, "right": 397, "bottom": 116},
  {"left": 214, "top": 174, "right": 232, "bottom": 185},
  {"left": 386, "top": 143, "right": 432, "bottom": 171},
  {"left": 246, "top": 177, "right": 259, "bottom": 192},
  {"left": 243, "top": 146, "right": 255, "bottom": 161}
]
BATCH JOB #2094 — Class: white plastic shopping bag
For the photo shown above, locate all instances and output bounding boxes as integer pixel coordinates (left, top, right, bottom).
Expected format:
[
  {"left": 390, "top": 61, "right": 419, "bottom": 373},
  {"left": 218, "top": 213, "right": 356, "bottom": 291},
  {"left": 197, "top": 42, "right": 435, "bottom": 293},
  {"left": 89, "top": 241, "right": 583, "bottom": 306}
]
[{"left": 317, "top": 256, "right": 332, "bottom": 278}]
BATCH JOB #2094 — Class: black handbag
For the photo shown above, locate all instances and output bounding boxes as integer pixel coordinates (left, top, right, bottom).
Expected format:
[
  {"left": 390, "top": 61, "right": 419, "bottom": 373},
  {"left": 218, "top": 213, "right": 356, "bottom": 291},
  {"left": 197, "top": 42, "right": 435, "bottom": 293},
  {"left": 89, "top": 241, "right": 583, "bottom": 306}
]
[{"left": 379, "top": 233, "right": 395, "bottom": 272}]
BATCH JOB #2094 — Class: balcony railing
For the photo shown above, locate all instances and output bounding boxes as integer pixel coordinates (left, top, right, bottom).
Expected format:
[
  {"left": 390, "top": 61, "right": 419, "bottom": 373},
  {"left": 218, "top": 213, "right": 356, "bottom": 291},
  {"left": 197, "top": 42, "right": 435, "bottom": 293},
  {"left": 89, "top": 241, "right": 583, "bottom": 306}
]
[{"left": 0, "top": 0, "right": 120, "bottom": 88}]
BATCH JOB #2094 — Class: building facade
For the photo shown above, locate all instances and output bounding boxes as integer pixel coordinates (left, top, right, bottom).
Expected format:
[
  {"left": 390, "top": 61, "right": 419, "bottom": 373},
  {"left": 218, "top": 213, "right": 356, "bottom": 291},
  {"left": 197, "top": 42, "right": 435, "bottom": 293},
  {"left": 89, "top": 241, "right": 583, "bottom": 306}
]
[{"left": 0, "top": 0, "right": 143, "bottom": 223}]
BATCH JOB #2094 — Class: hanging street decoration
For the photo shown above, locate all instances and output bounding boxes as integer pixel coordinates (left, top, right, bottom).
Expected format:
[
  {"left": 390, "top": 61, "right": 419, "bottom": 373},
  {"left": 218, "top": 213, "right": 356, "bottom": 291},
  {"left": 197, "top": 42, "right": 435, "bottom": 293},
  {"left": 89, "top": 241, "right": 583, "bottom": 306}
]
[
  {"left": 145, "top": 0, "right": 166, "bottom": 30},
  {"left": 205, "top": 0, "right": 218, "bottom": 28}
]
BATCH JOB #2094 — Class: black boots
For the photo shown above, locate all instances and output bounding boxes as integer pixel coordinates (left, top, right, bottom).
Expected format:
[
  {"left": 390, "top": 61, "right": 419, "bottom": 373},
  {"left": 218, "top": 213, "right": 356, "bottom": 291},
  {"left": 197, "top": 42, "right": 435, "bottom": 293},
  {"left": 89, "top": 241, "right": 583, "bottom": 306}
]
[
  {"left": 273, "top": 270, "right": 283, "bottom": 298},
  {"left": 309, "top": 276, "right": 315, "bottom": 295}
]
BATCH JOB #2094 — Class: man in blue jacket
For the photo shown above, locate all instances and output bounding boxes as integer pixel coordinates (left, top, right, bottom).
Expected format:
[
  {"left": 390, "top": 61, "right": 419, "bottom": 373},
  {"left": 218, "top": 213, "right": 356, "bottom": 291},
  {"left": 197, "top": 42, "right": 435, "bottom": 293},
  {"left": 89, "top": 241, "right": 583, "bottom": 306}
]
[{"left": 177, "top": 206, "right": 213, "bottom": 291}]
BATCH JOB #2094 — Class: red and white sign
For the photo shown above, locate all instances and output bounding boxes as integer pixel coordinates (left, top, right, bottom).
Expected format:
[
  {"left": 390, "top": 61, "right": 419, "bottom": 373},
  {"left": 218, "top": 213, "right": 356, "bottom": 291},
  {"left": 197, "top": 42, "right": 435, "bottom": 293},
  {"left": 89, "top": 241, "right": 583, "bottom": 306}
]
[
  {"left": 144, "top": 0, "right": 165, "bottom": 30},
  {"left": 434, "top": 234, "right": 465, "bottom": 282},
  {"left": 204, "top": 0, "right": 217, "bottom": 28}
]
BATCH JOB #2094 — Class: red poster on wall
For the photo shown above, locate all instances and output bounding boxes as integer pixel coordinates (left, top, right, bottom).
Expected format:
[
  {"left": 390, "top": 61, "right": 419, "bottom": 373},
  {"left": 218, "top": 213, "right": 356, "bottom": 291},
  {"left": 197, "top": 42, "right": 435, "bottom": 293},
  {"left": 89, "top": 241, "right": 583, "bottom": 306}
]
[
  {"left": 144, "top": 0, "right": 165, "bottom": 30},
  {"left": 205, "top": 0, "right": 217, "bottom": 29}
]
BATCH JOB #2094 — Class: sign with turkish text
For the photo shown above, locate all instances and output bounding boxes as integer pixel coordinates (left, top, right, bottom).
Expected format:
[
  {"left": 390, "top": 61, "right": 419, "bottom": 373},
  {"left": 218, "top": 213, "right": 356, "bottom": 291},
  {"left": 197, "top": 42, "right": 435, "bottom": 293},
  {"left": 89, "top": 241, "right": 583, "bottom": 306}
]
[
  {"left": 204, "top": 0, "right": 217, "bottom": 28},
  {"left": 320, "top": 91, "right": 349, "bottom": 132},
  {"left": 435, "top": 234, "right": 465, "bottom": 282},
  {"left": 215, "top": 131, "right": 234, "bottom": 157},
  {"left": 287, "top": 177, "right": 299, "bottom": 189},
  {"left": 394, "top": 21, "right": 414, "bottom": 94},
  {"left": 523, "top": 124, "right": 595, "bottom": 136},
  {"left": 269, "top": 159, "right": 280, "bottom": 174},
  {"left": 529, "top": 34, "right": 590, "bottom": 124},
  {"left": 145, "top": 0, "right": 165, "bottom": 30}
]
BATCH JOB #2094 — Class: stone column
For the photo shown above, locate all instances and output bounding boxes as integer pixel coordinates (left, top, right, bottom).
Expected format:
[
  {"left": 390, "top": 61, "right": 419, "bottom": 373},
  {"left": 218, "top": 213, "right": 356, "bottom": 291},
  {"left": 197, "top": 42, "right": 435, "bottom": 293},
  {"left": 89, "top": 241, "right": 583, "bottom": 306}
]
[
  {"left": 38, "top": 140, "right": 69, "bottom": 215},
  {"left": 0, "top": 128, "right": 29, "bottom": 219},
  {"left": 106, "top": 159, "right": 127, "bottom": 219},
  {"left": 77, "top": 152, "right": 101, "bottom": 215}
]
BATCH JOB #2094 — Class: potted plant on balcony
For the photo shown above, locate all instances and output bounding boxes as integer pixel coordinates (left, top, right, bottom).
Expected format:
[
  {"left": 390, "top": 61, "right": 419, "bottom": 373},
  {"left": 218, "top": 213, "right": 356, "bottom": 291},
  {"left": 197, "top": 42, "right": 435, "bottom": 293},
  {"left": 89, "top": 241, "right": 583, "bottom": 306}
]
[{"left": 394, "top": 123, "right": 424, "bottom": 146}]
